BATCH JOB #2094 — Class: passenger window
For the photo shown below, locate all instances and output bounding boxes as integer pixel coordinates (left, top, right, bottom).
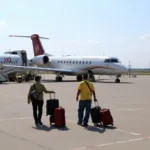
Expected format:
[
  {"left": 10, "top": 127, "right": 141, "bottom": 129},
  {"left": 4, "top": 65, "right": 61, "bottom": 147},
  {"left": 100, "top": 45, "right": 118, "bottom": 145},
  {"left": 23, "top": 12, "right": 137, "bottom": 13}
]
[
  {"left": 76, "top": 61, "right": 78, "bottom": 64},
  {"left": 86, "top": 61, "right": 88, "bottom": 64},
  {"left": 89, "top": 61, "right": 91, "bottom": 64}
]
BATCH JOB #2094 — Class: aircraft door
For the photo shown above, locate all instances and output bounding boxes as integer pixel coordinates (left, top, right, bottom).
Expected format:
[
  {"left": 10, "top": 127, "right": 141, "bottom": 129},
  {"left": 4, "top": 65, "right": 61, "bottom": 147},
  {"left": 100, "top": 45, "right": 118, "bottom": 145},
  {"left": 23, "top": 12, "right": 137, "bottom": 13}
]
[{"left": 20, "top": 50, "right": 27, "bottom": 66}]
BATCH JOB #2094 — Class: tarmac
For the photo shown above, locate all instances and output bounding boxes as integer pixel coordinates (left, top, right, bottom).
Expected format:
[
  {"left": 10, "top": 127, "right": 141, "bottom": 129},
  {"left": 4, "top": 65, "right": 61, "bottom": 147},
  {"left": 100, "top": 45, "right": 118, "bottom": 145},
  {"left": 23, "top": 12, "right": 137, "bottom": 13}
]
[{"left": 0, "top": 74, "right": 150, "bottom": 150}]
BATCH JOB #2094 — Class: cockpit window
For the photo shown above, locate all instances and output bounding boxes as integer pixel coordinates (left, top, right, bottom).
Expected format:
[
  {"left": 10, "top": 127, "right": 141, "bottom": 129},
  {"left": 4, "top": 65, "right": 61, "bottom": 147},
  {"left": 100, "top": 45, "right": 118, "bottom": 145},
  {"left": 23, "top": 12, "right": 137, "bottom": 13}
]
[
  {"left": 110, "top": 59, "right": 119, "bottom": 63},
  {"left": 12, "top": 52, "right": 18, "bottom": 55},
  {"left": 104, "top": 58, "right": 121, "bottom": 63}
]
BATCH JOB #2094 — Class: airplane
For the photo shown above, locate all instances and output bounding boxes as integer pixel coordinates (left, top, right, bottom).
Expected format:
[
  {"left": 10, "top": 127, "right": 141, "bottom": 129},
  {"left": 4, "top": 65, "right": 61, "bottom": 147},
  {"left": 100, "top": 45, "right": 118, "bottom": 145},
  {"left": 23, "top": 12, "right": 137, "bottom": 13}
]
[
  {"left": 4, "top": 34, "right": 127, "bottom": 83},
  {"left": 0, "top": 52, "right": 23, "bottom": 83},
  {"left": 0, "top": 50, "right": 38, "bottom": 83}
]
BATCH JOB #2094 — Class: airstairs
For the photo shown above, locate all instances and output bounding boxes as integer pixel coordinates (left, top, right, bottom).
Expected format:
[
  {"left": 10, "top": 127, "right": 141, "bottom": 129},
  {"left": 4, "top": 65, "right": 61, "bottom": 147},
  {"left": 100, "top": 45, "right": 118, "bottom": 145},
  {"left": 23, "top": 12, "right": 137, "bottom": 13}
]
[{"left": 0, "top": 66, "right": 22, "bottom": 83}]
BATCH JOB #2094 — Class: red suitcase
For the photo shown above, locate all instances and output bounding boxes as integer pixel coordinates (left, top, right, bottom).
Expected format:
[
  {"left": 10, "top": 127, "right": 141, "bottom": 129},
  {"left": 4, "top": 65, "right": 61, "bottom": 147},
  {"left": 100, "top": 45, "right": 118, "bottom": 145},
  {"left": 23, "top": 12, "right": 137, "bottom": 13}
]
[
  {"left": 54, "top": 107, "right": 66, "bottom": 127},
  {"left": 100, "top": 108, "right": 113, "bottom": 126}
]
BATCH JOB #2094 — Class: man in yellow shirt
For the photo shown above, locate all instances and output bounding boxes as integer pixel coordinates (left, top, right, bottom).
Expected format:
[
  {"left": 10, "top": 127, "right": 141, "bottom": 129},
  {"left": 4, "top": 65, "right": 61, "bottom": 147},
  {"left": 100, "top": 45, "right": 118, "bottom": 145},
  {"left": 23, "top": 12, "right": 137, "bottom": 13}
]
[
  {"left": 76, "top": 74, "right": 97, "bottom": 127},
  {"left": 28, "top": 75, "right": 55, "bottom": 126}
]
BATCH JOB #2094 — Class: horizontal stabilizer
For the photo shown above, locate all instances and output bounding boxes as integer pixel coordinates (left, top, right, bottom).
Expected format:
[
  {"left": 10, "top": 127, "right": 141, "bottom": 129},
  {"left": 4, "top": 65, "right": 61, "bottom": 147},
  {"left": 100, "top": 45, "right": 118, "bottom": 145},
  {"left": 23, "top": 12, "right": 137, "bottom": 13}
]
[{"left": 9, "top": 35, "right": 49, "bottom": 39}]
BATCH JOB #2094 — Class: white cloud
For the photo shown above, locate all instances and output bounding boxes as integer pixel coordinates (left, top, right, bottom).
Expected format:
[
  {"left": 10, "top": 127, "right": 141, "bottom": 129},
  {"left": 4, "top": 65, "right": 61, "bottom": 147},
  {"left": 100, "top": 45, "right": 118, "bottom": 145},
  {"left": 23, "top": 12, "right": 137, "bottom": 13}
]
[{"left": 138, "top": 34, "right": 150, "bottom": 39}]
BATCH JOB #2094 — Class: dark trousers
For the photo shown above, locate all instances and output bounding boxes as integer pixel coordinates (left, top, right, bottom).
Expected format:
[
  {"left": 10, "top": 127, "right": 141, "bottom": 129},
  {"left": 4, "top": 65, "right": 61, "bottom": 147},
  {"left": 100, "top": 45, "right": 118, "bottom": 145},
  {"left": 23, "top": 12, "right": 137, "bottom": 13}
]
[
  {"left": 78, "top": 100, "right": 92, "bottom": 124},
  {"left": 31, "top": 100, "right": 44, "bottom": 123}
]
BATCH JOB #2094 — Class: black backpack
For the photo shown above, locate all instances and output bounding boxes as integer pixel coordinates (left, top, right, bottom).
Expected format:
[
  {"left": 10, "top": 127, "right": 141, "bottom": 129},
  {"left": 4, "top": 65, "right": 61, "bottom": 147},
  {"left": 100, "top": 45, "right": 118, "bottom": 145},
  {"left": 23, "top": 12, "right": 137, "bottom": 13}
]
[{"left": 29, "top": 84, "right": 42, "bottom": 101}]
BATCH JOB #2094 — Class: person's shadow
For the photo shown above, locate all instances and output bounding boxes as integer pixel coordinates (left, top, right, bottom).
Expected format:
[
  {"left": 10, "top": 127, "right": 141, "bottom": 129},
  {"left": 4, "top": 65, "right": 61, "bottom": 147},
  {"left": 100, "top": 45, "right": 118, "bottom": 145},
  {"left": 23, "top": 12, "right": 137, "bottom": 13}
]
[
  {"left": 83, "top": 123, "right": 117, "bottom": 133},
  {"left": 32, "top": 124, "right": 70, "bottom": 132},
  {"left": 83, "top": 124, "right": 106, "bottom": 133}
]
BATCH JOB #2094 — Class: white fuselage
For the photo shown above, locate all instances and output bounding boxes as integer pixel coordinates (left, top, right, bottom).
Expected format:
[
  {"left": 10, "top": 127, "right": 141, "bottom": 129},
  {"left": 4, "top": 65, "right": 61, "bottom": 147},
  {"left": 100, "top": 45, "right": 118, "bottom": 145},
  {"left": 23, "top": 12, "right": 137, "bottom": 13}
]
[
  {"left": 0, "top": 54, "right": 22, "bottom": 65},
  {"left": 31, "top": 55, "right": 127, "bottom": 76},
  {"left": 0, "top": 54, "right": 22, "bottom": 75}
]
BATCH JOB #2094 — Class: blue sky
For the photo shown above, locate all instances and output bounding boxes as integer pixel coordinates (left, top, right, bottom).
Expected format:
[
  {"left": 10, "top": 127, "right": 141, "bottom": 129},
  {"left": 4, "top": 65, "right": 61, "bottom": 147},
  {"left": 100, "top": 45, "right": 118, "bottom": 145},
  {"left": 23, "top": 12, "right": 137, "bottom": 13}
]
[{"left": 0, "top": 0, "right": 150, "bottom": 68}]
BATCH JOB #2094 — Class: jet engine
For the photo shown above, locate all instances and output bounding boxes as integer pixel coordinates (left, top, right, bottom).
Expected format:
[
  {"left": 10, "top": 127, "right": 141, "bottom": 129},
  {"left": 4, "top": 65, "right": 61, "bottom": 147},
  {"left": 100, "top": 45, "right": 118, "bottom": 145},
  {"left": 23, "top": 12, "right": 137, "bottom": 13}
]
[{"left": 30, "top": 55, "right": 49, "bottom": 65}]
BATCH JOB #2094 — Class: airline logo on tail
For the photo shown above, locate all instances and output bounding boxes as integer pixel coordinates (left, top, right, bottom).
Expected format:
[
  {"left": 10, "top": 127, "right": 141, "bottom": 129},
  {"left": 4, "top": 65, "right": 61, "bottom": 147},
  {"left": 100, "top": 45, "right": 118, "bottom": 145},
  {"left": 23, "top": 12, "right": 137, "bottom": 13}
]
[{"left": 31, "top": 34, "right": 49, "bottom": 56}]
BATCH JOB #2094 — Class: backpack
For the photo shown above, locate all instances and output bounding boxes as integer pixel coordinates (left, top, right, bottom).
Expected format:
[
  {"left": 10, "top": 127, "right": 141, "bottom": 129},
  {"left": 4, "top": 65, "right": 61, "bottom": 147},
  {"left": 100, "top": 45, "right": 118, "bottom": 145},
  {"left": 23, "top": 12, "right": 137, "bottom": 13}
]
[{"left": 29, "top": 84, "right": 42, "bottom": 101}]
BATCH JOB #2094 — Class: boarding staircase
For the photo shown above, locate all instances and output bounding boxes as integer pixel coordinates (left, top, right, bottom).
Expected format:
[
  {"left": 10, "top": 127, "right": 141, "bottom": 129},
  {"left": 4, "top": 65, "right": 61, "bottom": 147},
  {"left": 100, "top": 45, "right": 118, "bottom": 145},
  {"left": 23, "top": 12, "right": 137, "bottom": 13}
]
[{"left": 0, "top": 66, "right": 22, "bottom": 82}]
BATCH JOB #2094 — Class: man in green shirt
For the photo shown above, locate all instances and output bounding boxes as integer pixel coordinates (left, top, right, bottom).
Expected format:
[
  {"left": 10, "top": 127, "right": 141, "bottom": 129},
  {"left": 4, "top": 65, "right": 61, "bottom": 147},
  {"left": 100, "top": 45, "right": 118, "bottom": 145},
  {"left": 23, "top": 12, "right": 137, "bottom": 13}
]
[{"left": 28, "top": 75, "right": 55, "bottom": 126}]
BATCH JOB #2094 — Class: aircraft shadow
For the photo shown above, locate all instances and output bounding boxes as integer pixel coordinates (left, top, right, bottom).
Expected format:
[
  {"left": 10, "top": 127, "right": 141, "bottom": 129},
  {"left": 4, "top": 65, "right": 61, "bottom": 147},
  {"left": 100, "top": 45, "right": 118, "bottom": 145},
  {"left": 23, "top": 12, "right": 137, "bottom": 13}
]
[
  {"left": 32, "top": 124, "right": 69, "bottom": 132},
  {"left": 96, "top": 81, "right": 133, "bottom": 84},
  {"left": 41, "top": 79, "right": 133, "bottom": 84},
  {"left": 0, "top": 79, "right": 133, "bottom": 84}
]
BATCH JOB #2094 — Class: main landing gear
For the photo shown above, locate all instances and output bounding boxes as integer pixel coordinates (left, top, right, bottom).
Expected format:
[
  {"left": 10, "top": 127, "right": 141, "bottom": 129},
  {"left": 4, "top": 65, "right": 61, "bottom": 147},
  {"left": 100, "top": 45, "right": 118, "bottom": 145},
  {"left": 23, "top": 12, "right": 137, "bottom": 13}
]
[
  {"left": 89, "top": 73, "right": 95, "bottom": 82},
  {"left": 55, "top": 75, "right": 63, "bottom": 81},
  {"left": 76, "top": 72, "right": 95, "bottom": 82},
  {"left": 115, "top": 75, "right": 120, "bottom": 83},
  {"left": 76, "top": 75, "right": 82, "bottom": 81}
]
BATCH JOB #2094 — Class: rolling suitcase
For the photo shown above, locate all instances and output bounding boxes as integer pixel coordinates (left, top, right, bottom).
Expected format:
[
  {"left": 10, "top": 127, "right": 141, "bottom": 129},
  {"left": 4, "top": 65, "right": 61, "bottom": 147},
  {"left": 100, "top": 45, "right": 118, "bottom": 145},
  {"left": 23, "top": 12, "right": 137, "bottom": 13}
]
[
  {"left": 100, "top": 108, "right": 113, "bottom": 126},
  {"left": 46, "top": 93, "right": 59, "bottom": 116},
  {"left": 54, "top": 107, "right": 66, "bottom": 127},
  {"left": 90, "top": 103, "right": 101, "bottom": 126}
]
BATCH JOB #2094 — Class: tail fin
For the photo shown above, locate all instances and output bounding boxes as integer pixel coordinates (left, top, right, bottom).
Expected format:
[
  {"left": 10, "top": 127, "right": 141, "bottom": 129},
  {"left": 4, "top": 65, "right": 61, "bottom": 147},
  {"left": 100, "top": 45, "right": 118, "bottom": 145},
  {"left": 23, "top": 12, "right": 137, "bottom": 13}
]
[{"left": 9, "top": 34, "right": 50, "bottom": 56}]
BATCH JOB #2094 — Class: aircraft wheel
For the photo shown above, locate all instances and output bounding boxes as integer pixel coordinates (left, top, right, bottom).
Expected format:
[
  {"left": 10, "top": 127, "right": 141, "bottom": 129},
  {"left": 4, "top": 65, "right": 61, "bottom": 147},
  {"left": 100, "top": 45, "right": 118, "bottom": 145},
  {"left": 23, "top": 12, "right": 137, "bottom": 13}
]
[
  {"left": 17, "top": 78, "right": 22, "bottom": 83},
  {"left": 56, "top": 76, "right": 62, "bottom": 82},
  {"left": 27, "top": 74, "right": 32, "bottom": 80},
  {"left": 76, "top": 75, "right": 82, "bottom": 81},
  {"left": 115, "top": 79, "right": 120, "bottom": 83},
  {"left": 25, "top": 77, "right": 29, "bottom": 82}
]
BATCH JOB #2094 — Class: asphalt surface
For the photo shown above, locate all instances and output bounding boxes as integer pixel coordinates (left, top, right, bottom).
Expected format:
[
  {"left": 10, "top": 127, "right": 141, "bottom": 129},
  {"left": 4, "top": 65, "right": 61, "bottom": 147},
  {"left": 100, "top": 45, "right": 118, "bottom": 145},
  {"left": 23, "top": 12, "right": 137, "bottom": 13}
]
[{"left": 0, "top": 75, "right": 150, "bottom": 150}]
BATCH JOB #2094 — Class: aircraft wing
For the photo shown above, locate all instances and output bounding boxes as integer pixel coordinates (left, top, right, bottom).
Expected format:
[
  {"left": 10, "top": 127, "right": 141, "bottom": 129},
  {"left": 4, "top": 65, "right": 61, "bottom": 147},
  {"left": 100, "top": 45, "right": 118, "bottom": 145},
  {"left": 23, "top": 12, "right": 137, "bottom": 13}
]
[{"left": 0, "top": 64, "right": 73, "bottom": 74}]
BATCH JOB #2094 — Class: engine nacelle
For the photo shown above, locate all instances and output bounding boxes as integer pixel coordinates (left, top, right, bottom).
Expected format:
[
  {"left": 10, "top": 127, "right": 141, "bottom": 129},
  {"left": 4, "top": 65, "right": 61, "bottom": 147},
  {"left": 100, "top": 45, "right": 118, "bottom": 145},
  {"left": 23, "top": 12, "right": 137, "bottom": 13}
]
[{"left": 30, "top": 55, "right": 49, "bottom": 65}]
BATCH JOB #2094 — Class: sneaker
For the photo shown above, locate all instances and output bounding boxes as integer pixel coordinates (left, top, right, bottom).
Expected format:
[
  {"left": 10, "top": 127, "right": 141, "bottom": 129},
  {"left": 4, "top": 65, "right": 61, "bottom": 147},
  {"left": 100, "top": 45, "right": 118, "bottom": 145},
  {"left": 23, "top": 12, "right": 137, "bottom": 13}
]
[
  {"left": 38, "top": 121, "right": 43, "bottom": 126},
  {"left": 77, "top": 122, "right": 82, "bottom": 126},
  {"left": 35, "top": 121, "right": 39, "bottom": 126},
  {"left": 83, "top": 123, "right": 88, "bottom": 127}
]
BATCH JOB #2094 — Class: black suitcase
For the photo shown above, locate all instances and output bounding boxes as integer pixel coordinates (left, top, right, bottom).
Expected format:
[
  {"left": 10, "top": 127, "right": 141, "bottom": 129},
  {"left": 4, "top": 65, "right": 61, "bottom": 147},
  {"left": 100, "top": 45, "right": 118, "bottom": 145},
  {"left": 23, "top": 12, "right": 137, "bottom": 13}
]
[
  {"left": 90, "top": 102, "right": 101, "bottom": 126},
  {"left": 46, "top": 93, "right": 59, "bottom": 116}
]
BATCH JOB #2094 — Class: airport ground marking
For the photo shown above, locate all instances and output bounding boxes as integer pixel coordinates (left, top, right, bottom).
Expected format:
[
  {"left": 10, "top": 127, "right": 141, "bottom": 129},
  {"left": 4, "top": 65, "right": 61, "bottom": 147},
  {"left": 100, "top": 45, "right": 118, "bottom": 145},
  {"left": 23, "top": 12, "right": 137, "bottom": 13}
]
[
  {"left": 65, "top": 108, "right": 145, "bottom": 116},
  {"left": 0, "top": 117, "right": 32, "bottom": 122},
  {"left": 115, "top": 108, "right": 144, "bottom": 112},
  {"left": 0, "top": 117, "right": 143, "bottom": 137},
  {"left": 66, "top": 119, "right": 142, "bottom": 137},
  {"left": 68, "top": 137, "right": 150, "bottom": 150}
]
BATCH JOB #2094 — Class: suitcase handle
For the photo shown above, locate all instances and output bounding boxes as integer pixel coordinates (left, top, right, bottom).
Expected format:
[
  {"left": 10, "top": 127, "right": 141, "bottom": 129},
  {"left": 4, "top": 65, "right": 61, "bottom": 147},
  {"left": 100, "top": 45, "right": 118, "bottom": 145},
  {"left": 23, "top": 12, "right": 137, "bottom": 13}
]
[
  {"left": 50, "top": 93, "right": 55, "bottom": 99},
  {"left": 94, "top": 101, "right": 101, "bottom": 109}
]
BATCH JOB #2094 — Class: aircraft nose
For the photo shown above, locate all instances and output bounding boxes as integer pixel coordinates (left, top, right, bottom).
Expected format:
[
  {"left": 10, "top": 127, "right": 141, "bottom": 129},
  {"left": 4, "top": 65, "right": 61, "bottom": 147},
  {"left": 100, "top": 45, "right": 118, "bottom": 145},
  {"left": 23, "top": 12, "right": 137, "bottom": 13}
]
[{"left": 119, "top": 64, "right": 127, "bottom": 73}]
